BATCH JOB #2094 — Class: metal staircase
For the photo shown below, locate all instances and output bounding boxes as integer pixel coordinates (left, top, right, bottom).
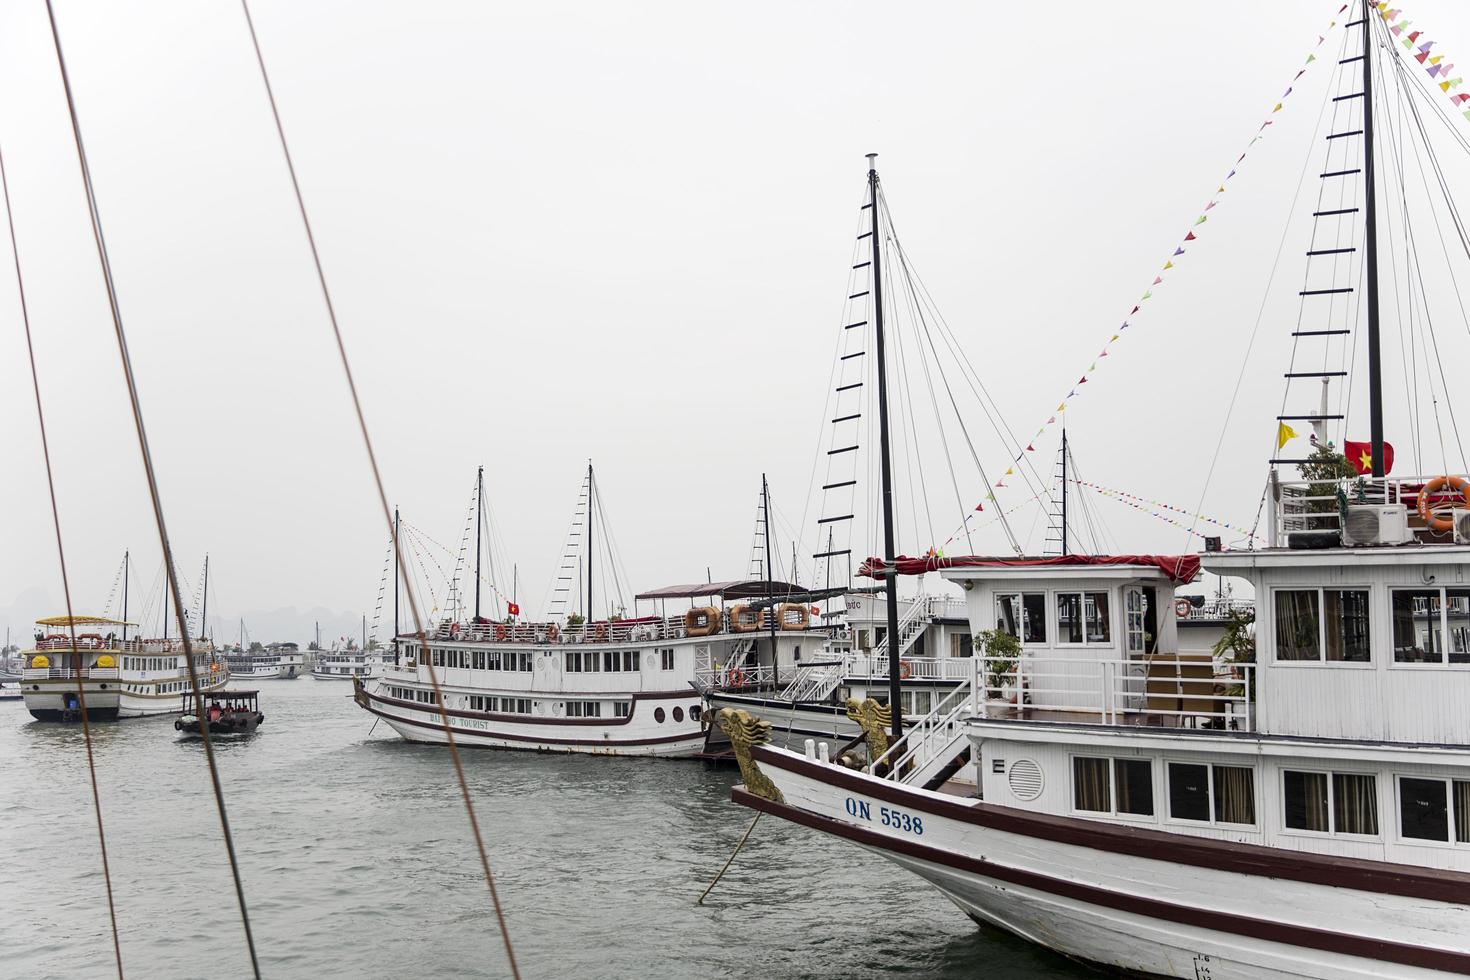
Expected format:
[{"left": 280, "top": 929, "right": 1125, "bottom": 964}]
[
  {"left": 868, "top": 662, "right": 979, "bottom": 789},
  {"left": 869, "top": 599, "right": 930, "bottom": 661},
  {"left": 778, "top": 659, "right": 848, "bottom": 703}
]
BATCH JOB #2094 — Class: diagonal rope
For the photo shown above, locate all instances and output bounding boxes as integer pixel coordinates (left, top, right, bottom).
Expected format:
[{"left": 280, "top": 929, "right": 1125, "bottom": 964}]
[
  {"left": 42, "top": 2, "right": 262, "bottom": 975},
  {"left": 0, "top": 131, "right": 125, "bottom": 980},
  {"left": 235, "top": 3, "right": 519, "bottom": 975}
]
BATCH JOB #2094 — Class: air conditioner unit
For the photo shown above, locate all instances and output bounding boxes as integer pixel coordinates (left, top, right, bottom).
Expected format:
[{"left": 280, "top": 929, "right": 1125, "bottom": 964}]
[
  {"left": 1342, "top": 504, "right": 1414, "bottom": 547},
  {"left": 1453, "top": 509, "right": 1470, "bottom": 545}
]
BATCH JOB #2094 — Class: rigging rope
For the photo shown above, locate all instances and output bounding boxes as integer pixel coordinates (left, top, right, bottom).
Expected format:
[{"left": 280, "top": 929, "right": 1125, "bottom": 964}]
[
  {"left": 235, "top": 5, "right": 519, "bottom": 971},
  {"left": 0, "top": 129, "right": 125, "bottom": 980}
]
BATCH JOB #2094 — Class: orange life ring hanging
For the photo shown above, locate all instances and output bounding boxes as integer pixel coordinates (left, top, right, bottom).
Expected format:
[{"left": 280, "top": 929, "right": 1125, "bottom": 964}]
[
  {"left": 899, "top": 659, "right": 913, "bottom": 680},
  {"left": 729, "top": 668, "right": 747, "bottom": 688},
  {"left": 1417, "top": 475, "right": 1470, "bottom": 533}
]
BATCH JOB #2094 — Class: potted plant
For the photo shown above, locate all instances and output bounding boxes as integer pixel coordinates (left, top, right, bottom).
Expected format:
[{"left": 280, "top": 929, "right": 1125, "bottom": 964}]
[{"left": 976, "top": 628, "right": 1022, "bottom": 702}]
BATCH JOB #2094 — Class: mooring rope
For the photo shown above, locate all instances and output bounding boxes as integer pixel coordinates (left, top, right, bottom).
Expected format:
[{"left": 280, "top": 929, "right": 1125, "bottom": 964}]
[
  {"left": 0, "top": 133, "right": 125, "bottom": 980},
  {"left": 235, "top": 3, "right": 520, "bottom": 974},
  {"left": 41, "top": 2, "right": 261, "bottom": 976}
]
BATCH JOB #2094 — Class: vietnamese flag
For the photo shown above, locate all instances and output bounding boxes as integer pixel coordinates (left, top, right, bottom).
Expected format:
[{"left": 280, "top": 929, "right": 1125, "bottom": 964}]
[
  {"left": 1344, "top": 439, "right": 1394, "bottom": 475},
  {"left": 507, "top": 601, "right": 521, "bottom": 617}
]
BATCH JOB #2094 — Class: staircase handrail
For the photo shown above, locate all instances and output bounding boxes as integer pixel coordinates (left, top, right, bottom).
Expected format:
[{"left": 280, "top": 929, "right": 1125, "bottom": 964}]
[{"left": 867, "top": 657, "right": 979, "bottom": 780}]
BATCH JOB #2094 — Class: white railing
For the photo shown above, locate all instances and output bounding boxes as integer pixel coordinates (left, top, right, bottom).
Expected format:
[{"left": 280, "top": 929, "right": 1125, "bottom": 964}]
[
  {"left": 23, "top": 667, "right": 119, "bottom": 680},
  {"left": 868, "top": 662, "right": 979, "bottom": 782},
  {"left": 979, "top": 654, "right": 1254, "bottom": 731},
  {"left": 1270, "top": 472, "right": 1465, "bottom": 546},
  {"left": 846, "top": 654, "right": 972, "bottom": 683},
  {"left": 1177, "top": 598, "right": 1255, "bottom": 621}
]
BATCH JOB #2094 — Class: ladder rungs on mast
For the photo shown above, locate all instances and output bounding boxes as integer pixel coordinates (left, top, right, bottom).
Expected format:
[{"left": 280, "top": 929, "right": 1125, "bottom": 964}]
[
  {"left": 852, "top": 261, "right": 870, "bottom": 269},
  {"left": 836, "top": 382, "right": 863, "bottom": 392},
  {"left": 1277, "top": 414, "right": 1345, "bottom": 421},
  {"left": 1292, "top": 329, "right": 1351, "bottom": 337},
  {"left": 849, "top": 291, "right": 869, "bottom": 299},
  {"left": 1319, "top": 169, "right": 1361, "bottom": 179},
  {"left": 822, "top": 480, "right": 857, "bottom": 490},
  {"left": 817, "top": 514, "right": 854, "bottom": 524},
  {"left": 840, "top": 351, "right": 866, "bottom": 360},
  {"left": 1284, "top": 371, "right": 1348, "bottom": 378},
  {"left": 1312, "top": 208, "right": 1359, "bottom": 217},
  {"left": 1307, "top": 247, "right": 1356, "bottom": 256},
  {"left": 832, "top": 413, "right": 861, "bottom": 424},
  {"left": 1299, "top": 287, "right": 1353, "bottom": 296},
  {"left": 1340, "top": 54, "right": 1364, "bottom": 63},
  {"left": 828, "top": 445, "right": 859, "bottom": 456},
  {"left": 844, "top": 320, "right": 867, "bottom": 330},
  {"left": 1326, "top": 130, "right": 1364, "bottom": 140},
  {"left": 1332, "top": 92, "right": 1365, "bottom": 102},
  {"left": 812, "top": 549, "right": 852, "bottom": 559}
]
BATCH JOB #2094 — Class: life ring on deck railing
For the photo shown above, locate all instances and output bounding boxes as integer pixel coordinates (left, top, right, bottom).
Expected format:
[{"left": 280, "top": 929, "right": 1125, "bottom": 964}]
[
  {"left": 899, "top": 659, "right": 913, "bottom": 680},
  {"left": 495, "top": 624, "right": 508, "bottom": 641},
  {"left": 546, "top": 623, "right": 559, "bottom": 642},
  {"left": 685, "top": 606, "right": 720, "bottom": 637},
  {"left": 1417, "top": 475, "right": 1470, "bottom": 533},
  {"left": 728, "top": 668, "right": 747, "bottom": 688},
  {"left": 1174, "top": 597, "right": 1193, "bottom": 618},
  {"left": 451, "top": 623, "right": 462, "bottom": 640}
]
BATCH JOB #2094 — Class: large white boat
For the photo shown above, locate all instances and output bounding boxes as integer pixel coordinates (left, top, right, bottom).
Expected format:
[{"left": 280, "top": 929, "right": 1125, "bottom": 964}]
[
  {"left": 312, "top": 648, "right": 375, "bottom": 681},
  {"left": 356, "top": 464, "right": 827, "bottom": 755},
  {"left": 724, "top": 11, "right": 1470, "bottom": 976},
  {"left": 22, "top": 615, "right": 227, "bottom": 721}
]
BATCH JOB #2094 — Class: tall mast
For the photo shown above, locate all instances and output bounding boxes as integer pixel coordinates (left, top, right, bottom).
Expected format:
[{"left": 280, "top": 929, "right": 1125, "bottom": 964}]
[
  {"left": 586, "top": 461, "right": 595, "bottom": 622},
  {"left": 867, "top": 153, "right": 904, "bottom": 746},
  {"left": 474, "top": 465, "right": 483, "bottom": 621},
  {"left": 162, "top": 573, "right": 169, "bottom": 641},
  {"left": 393, "top": 506, "right": 400, "bottom": 661},
  {"left": 199, "top": 554, "right": 209, "bottom": 641},
  {"left": 1060, "top": 429, "right": 1069, "bottom": 557},
  {"left": 1361, "top": 0, "right": 1386, "bottom": 477},
  {"left": 763, "top": 474, "right": 779, "bottom": 687},
  {"left": 121, "top": 550, "right": 129, "bottom": 644}
]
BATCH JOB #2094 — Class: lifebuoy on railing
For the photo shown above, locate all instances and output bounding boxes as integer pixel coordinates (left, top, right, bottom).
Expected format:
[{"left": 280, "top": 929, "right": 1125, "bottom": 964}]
[
  {"left": 1418, "top": 475, "right": 1470, "bottom": 533},
  {"left": 1174, "top": 597, "right": 1193, "bottom": 618},
  {"left": 899, "top": 659, "right": 913, "bottom": 680},
  {"left": 685, "top": 606, "right": 720, "bottom": 637},
  {"left": 729, "top": 668, "right": 747, "bottom": 688},
  {"left": 495, "top": 623, "right": 509, "bottom": 641},
  {"left": 776, "top": 603, "right": 810, "bottom": 631},
  {"left": 728, "top": 604, "right": 760, "bottom": 634},
  {"left": 546, "top": 623, "right": 559, "bottom": 642}
]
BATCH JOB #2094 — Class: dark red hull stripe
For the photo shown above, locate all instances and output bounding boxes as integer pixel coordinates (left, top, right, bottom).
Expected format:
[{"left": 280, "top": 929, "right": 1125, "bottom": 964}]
[
  {"left": 755, "top": 748, "right": 1470, "bottom": 905},
  {"left": 734, "top": 789, "right": 1470, "bottom": 976},
  {"left": 363, "top": 685, "right": 699, "bottom": 727},
  {"left": 357, "top": 699, "right": 702, "bottom": 748}
]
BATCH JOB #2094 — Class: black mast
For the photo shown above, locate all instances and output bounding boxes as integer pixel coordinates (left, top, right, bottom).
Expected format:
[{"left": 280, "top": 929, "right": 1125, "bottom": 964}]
[
  {"left": 200, "top": 554, "right": 209, "bottom": 641},
  {"left": 763, "top": 474, "right": 779, "bottom": 687},
  {"left": 867, "top": 153, "right": 904, "bottom": 746},
  {"left": 162, "top": 573, "right": 169, "bottom": 641},
  {"left": 474, "top": 465, "right": 483, "bottom": 621},
  {"left": 586, "top": 462, "right": 595, "bottom": 622},
  {"left": 121, "top": 550, "right": 129, "bottom": 644},
  {"left": 1060, "top": 429, "right": 1069, "bottom": 557},
  {"left": 1362, "top": 0, "right": 1386, "bottom": 476},
  {"left": 393, "top": 506, "right": 400, "bottom": 664}
]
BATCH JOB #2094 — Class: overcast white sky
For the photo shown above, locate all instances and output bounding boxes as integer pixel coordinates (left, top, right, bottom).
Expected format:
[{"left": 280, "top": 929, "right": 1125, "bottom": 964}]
[{"left": 4, "top": 0, "right": 1470, "bottom": 644}]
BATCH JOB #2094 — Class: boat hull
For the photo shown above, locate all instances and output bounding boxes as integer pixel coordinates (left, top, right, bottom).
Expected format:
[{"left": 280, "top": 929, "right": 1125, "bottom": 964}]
[
  {"left": 740, "top": 746, "right": 1470, "bottom": 980},
  {"left": 358, "top": 682, "right": 707, "bottom": 757},
  {"left": 703, "top": 690, "right": 860, "bottom": 747}
]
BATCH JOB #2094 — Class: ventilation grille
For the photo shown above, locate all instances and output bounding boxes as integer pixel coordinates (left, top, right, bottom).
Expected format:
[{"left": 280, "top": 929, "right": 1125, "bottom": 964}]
[
  {"left": 1344, "top": 507, "right": 1380, "bottom": 543},
  {"left": 1007, "top": 759, "right": 1044, "bottom": 801}
]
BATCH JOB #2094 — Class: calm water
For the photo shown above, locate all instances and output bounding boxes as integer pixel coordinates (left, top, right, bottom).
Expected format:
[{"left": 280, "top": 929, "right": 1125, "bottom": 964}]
[{"left": 0, "top": 682, "right": 1095, "bottom": 979}]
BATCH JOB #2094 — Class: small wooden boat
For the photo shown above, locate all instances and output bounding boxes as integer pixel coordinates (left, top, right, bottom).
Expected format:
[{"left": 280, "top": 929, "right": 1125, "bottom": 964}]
[{"left": 175, "top": 690, "right": 264, "bottom": 737}]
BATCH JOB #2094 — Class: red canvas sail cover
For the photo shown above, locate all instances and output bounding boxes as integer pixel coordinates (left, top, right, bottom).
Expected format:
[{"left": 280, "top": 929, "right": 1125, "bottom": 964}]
[{"left": 857, "top": 554, "right": 1201, "bottom": 584}]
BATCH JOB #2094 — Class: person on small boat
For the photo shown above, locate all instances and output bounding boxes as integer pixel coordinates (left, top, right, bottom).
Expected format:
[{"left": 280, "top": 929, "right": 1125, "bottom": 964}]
[{"left": 208, "top": 702, "right": 222, "bottom": 722}]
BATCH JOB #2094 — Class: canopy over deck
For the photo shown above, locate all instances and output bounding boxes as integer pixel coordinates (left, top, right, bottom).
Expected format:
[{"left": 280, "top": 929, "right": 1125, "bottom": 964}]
[
  {"left": 858, "top": 554, "right": 1201, "bottom": 585},
  {"left": 34, "top": 615, "right": 135, "bottom": 628},
  {"left": 634, "top": 579, "right": 804, "bottom": 601}
]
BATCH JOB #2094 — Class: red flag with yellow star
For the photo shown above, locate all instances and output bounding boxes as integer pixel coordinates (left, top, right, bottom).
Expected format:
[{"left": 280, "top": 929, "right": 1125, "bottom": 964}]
[{"left": 1344, "top": 439, "right": 1394, "bottom": 475}]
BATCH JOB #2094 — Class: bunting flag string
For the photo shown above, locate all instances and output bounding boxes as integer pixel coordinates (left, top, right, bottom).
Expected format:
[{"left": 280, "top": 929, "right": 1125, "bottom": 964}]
[
  {"left": 1376, "top": 3, "right": 1469, "bottom": 117},
  {"left": 978, "top": 5, "right": 1348, "bottom": 515},
  {"left": 1072, "top": 479, "right": 1266, "bottom": 545}
]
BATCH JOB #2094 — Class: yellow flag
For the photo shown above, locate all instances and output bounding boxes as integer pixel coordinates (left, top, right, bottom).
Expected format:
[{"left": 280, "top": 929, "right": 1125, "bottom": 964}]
[
  {"left": 1431, "top": 55, "right": 1444, "bottom": 65},
  {"left": 1277, "top": 421, "right": 1298, "bottom": 450},
  {"left": 1164, "top": 261, "right": 1174, "bottom": 270},
  {"left": 1005, "top": 467, "right": 1014, "bottom": 476}
]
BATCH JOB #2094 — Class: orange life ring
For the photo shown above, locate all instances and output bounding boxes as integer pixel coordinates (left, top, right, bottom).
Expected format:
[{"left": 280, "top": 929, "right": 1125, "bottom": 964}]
[
  {"left": 729, "top": 668, "right": 747, "bottom": 688},
  {"left": 899, "top": 659, "right": 913, "bottom": 680},
  {"left": 594, "top": 624, "right": 609, "bottom": 642},
  {"left": 546, "top": 623, "right": 559, "bottom": 642},
  {"left": 495, "top": 624, "right": 508, "bottom": 641},
  {"left": 1418, "top": 475, "right": 1470, "bottom": 533},
  {"left": 1175, "top": 597, "right": 1193, "bottom": 618}
]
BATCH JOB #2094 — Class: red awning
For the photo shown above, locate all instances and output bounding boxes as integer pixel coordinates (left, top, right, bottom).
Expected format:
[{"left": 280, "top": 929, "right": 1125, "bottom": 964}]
[{"left": 857, "top": 554, "right": 1201, "bottom": 585}]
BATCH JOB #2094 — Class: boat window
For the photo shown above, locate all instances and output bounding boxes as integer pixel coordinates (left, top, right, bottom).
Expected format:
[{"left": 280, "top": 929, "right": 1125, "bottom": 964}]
[
  {"left": 1275, "top": 589, "right": 1371, "bottom": 663},
  {"left": 1125, "top": 589, "right": 1146, "bottom": 654},
  {"left": 1114, "top": 760, "right": 1153, "bottom": 816},
  {"left": 565, "top": 651, "right": 600, "bottom": 673},
  {"left": 1073, "top": 757, "right": 1111, "bottom": 813},
  {"left": 1392, "top": 588, "right": 1470, "bottom": 664},
  {"left": 1284, "top": 769, "right": 1377, "bottom": 835},
  {"left": 661, "top": 648, "right": 674, "bottom": 670},
  {"left": 566, "top": 701, "right": 602, "bottom": 718},
  {"left": 1056, "top": 592, "right": 1110, "bottom": 645},
  {"left": 1397, "top": 777, "right": 1470, "bottom": 843},
  {"left": 951, "top": 632, "right": 973, "bottom": 658},
  {"left": 995, "top": 593, "right": 1046, "bottom": 644},
  {"left": 654, "top": 707, "right": 666, "bottom": 724},
  {"left": 1167, "top": 762, "right": 1255, "bottom": 825},
  {"left": 614, "top": 701, "right": 632, "bottom": 718},
  {"left": 673, "top": 707, "right": 684, "bottom": 723}
]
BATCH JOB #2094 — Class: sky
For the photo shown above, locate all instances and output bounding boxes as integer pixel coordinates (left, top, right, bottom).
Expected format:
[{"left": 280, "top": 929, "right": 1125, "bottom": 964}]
[{"left": 3, "top": 0, "right": 1470, "bottom": 645}]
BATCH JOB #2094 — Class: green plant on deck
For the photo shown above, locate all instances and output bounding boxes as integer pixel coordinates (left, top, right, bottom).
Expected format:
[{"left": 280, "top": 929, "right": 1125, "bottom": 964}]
[
  {"left": 976, "top": 628, "right": 1021, "bottom": 692},
  {"left": 1212, "top": 607, "right": 1256, "bottom": 702},
  {"left": 567, "top": 612, "right": 585, "bottom": 627},
  {"left": 1298, "top": 444, "right": 1362, "bottom": 515}
]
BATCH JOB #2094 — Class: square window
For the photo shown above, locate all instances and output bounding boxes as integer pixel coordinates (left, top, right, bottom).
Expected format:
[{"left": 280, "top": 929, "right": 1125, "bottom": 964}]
[
  {"left": 1213, "top": 765, "right": 1256, "bottom": 825},
  {"left": 1275, "top": 591, "right": 1321, "bottom": 661},
  {"left": 1324, "top": 591, "right": 1371, "bottom": 663},
  {"left": 996, "top": 594, "right": 1047, "bottom": 644},
  {"left": 1333, "top": 773, "right": 1378, "bottom": 835},
  {"left": 1072, "top": 757, "right": 1111, "bottom": 813},
  {"left": 1392, "top": 589, "right": 1443, "bottom": 663},
  {"left": 1114, "top": 759, "right": 1153, "bottom": 816},
  {"left": 1168, "top": 762, "right": 1211, "bottom": 822},
  {"left": 1400, "top": 777, "right": 1449, "bottom": 841},
  {"left": 1284, "top": 770, "right": 1329, "bottom": 832}
]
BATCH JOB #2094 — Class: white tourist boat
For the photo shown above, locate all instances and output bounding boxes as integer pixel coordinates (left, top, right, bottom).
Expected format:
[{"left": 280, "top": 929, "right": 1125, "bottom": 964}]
[
  {"left": 22, "top": 615, "right": 227, "bottom": 721},
  {"left": 723, "top": 11, "right": 1470, "bottom": 976},
  {"left": 312, "top": 648, "right": 375, "bottom": 681},
  {"left": 355, "top": 464, "right": 827, "bottom": 755}
]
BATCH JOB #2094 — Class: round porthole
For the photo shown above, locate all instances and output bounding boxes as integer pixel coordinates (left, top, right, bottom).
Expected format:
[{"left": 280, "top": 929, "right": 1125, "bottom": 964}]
[
  {"left": 673, "top": 707, "right": 684, "bottom": 723},
  {"left": 1008, "top": 759, "right": 1044, "bottom": 801},
  {"left": 654, "top": 707, "right": 666, "bottom": 724}
]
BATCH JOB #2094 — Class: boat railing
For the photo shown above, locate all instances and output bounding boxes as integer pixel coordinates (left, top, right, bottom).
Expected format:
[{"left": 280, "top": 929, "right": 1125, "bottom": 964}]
[
  {"left": 867, "top": 662, "right": 978, "bottom": 781},
  {"left": 32, "top": 637, "right": 145, "bottom": 653},
  {"left": 432, "top": 616, "right": 695, "bottom": 645},
  {"left": 23, "top": 667, "right": 119, "bottom": 680},
  {"left": 1271, "top": 472, "right": 1467, "bottom": 546},
  {"left": 1176, "top": 598, "right": 1255, "bottom": 621},
  {"left": 979, "top": 653, "right": 1254, "bottom": 732},
  {"left": 846, "top": 654, "right": 973, "bottom": 682}
]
